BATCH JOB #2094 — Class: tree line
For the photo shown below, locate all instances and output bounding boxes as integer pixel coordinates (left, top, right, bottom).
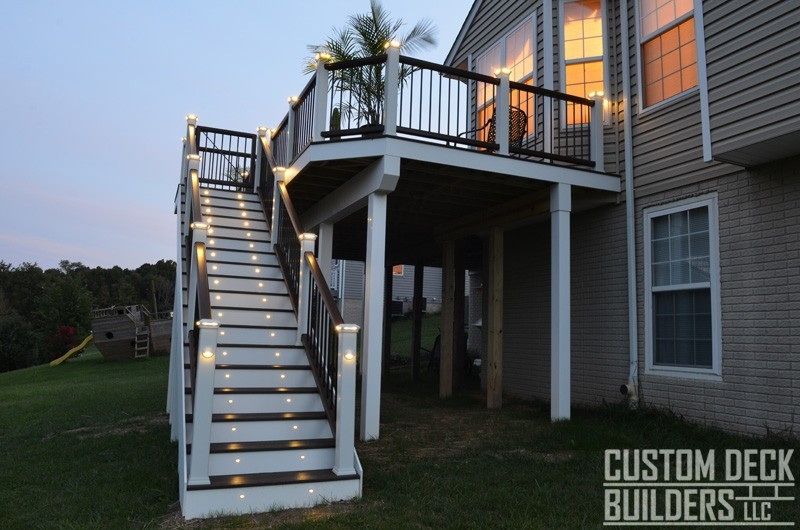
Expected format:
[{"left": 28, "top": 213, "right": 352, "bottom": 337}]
[{"left": 0, "top": 259, "right": 176, "bottom": 372}]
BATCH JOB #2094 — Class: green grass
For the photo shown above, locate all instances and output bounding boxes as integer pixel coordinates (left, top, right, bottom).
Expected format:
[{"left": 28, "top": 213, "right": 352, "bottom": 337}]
[
  {"left": 386, "top": 312, "right": 440, "bottom": 362},
  {"left": 2, "top": 330, "right": 798, "bottom": 529}
]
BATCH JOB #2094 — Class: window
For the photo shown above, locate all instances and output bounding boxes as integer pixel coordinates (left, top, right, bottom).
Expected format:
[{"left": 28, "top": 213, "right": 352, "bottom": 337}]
[
  {"left": 392, "top": 265, "right": 404, "bottom": 276},
  {"left": 638, "top": 0, "right": 697, "bottom": 107},
  {"left": 475, "top": 18, "right": 535, "bottom": 142},
  {"left": 562, "top": 0, "right": 605, "bottom": 124},
  {"left": 644, "top": 195, "right": 721, "bottom": 379}
]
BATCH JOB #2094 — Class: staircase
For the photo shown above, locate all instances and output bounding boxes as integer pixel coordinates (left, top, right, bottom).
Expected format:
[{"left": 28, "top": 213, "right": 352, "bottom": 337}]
[{"left": 177, "top": 187, "right": 361, "bottom": 518}]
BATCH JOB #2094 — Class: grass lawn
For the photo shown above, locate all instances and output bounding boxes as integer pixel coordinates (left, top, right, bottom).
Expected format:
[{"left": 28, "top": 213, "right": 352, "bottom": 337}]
[{"left": 2, "top": 321, "right": 798, "bottom": 529}]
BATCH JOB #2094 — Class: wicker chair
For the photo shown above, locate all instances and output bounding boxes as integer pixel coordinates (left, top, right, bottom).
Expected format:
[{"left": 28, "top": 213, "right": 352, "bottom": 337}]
[{"left": 460, "top": 105, "right": 528, "bottom": 149}]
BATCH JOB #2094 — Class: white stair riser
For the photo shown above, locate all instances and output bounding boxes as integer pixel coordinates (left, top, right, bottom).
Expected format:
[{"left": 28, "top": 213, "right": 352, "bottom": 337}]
[
  {"left": 210, "top": 277, "right": 286, "bottom": 294},
  {"left": 217, "top": 327, "right": 296, "bottom": 346},
  {"left": 207, "top": 238, "right": 271, "bottom": 253},
  {"left": 205, "top": 392, "right": 324, "bottom": 413},
  {"left": 206, "top": 262, "right": 282, "bottom": 279},
  {"left": 214, "top": 347, "right": 308, "bottom": 365},
  {"left": 208, "top": 226, "right": 271, "bottom": 242},
  {"left": 212, "top": 309, "right": 296, "bottom": 328},
  {"left": 206, "top": 249, "right": 274, "bottom": 265},
  {"left": 215, "top": 369, "right": 314, "bottom": 387},
  {"left": 201, "top": 195, "right": 261, "bottom": 211},
  {"left": 206, "top": 216, "right": 269, "bottom": 232},
  {"left": 207, "top": 447, "right": 335, "bottom": 475},
  {"left": 187, "top": 419, "right": 332, "bottom": 443},
  {"left": 210, "top": 292, "right": 290, "bottom": 310},
  {"left": 182, "top": 478, "right": 361, "bottom": 520}
]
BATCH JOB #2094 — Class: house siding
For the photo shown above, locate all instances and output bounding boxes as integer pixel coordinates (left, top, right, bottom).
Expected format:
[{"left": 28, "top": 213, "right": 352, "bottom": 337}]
[
  {"left": 635, "top": 156, "right": 800, "bottom": 435},
  {"left": 704, "top": 0, "right": 800, "bottom": 163}
]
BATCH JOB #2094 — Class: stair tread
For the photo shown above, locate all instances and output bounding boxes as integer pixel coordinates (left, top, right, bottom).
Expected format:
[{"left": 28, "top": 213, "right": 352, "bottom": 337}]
[
  {"left": 184, "top": 386, "right": 318, "bottom": 395},
  {"left": 187, "top": 467, "right": 357, "bottom": 491},
  {"left": 186, "top": 411, "right": 327, "bottom": 422},
  {"left": 183, "top": 363, "right": 310, "bottom": 370}
]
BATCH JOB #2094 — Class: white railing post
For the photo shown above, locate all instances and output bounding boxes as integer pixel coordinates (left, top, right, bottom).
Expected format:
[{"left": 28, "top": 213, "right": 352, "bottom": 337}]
[
  {"left": 254, "top": 127, "right": 269, "bottom": 194},
  {"left": 589, "top": 92, "right": 605, "bottom": 172},
  {"left": 383, "top": 41, "right": 401, "bottom": 135},
  {"left": 270, "top": 168, "right": 286, "bottom": 252},
  {"left": 287, "top": 97, "right": 297, "bottom": 163},
  {"left": 183, "top": 155, "right": 202, "bottom": 240},
  {"left": 494, "top": 69, "right": 511, "bottom": 155},
  {"left": 296, "top": 234, "right": 318, "bottom": 345},
  {"left": 333, "top": 324, "right": 359, "bottom": 476},
  {"left": 313, "top": 54, "right": 330, "bottom": 142},
  {"left": 187, "top": 318, "right": 219, "bottom": 487}
]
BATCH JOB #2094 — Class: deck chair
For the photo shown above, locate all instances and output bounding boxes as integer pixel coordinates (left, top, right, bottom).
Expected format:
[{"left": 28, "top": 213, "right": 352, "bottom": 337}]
[{"left": 459, "top": 105, "right": 528, "bottom": 149}]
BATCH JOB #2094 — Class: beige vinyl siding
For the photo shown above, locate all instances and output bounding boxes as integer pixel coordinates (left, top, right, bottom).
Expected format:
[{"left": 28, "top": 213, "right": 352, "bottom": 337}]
[
  {"left": 390, "top": 266, "right": 444, "bottom": 302},
  {"left": 704, "top": 0, "right": 800, "bottom": 165}
]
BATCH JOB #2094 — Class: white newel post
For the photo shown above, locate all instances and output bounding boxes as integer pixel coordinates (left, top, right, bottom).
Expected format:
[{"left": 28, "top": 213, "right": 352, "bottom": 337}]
[
  {"left": 270, "top": 168, "right": 286, "bottom": 252},
  {"left": 361, "top": 192, "right": 387, "bottom": 441},
  {"left": 313, "top": 54, "right": 330, "bottom": 142},
  {"left": 184, "top": 155, "right": 202, "bottom": 244},
  {"left": 287, "top": 97, "right": 297, "bottom": 162},
  {"left": 187, "top": 318, "right": 219, "bottom": 486},
  {"left": 383, "top": 41, "right": 400, "bottom": 135},
  {"left": 590, "top": 93, "right": 605, "bottom": 172},
  {"left": 254, "top": 127, "right": 269, "bottom": 194},
  {"left": 317, "top": 222, "right": 334, "bottom": 284},
  {"left": 495, "top": 69, "right": 510, "bottom": 155},
  {"left": 550, "top": 182, "right": 571, "bottom": 421},
  {"left": 296, "top": 233, "right": 318, "bottom": 345},
  {"left": 333, "top": 324, "right": 359, "bottom": 476}
]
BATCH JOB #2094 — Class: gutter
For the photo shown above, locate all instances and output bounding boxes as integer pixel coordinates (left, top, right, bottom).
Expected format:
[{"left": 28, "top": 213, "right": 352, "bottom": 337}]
[{"left": 620, "top": 0, "right": 639, "bottom": 406}]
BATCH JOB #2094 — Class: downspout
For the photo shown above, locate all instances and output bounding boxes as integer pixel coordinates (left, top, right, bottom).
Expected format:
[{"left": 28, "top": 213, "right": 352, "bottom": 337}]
[{"left": 620, "top": 0, "right": 639, "bottom": 407}]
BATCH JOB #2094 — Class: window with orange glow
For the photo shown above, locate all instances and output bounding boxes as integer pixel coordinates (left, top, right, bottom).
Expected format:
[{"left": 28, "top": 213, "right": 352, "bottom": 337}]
[
  {"left": 562, "top": 0, "right": 604, "bottom": 124},
  {"left": 475, "top": 18, "right": 534, "bottom": 142},
  {"left": 639, "top": 0, "right": 697, "bottom": 107},
  {"left": 392, "top": 265, "right": 404, "bottom": 276}
]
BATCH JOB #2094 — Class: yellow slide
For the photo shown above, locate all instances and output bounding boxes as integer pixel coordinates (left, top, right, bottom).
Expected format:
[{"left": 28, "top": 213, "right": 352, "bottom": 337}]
[{"left": 50, "top": 334, "right": 93, "bottom": 366}]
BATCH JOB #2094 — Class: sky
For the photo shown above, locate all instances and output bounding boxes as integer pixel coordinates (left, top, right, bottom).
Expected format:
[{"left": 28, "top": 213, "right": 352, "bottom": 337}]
[{"left": 0, "top": 1, "right": 472, "bottom": 270}]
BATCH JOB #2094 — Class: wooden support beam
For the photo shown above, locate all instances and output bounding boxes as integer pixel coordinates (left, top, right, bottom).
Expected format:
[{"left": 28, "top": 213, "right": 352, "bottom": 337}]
[
  {"left": 487, "top": 226, "right": 503, "bottom": 409},
  {"left": 411, "top": 263, "right": 424, "bottom": 382},
  {"left": 440, "top": 240, "right": 455, "bottom": 398}
]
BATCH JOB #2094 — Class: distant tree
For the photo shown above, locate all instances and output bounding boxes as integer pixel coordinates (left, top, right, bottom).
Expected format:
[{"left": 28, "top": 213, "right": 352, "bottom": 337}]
[
  {"left": 35, "top": 274, "right": 93, "bottom": 363},
  {"left": 0, "top": 312, "right": 38, "bottom": 372}
]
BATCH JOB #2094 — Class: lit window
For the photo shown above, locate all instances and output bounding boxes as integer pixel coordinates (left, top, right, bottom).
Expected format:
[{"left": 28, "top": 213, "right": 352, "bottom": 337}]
[
  {"left": 475, "top": 18, "right": 535, "bottom": 142},
  {"left": 639, "top": 0, "right": 697, "bottom": 107},
  {"left": 392, "top": 265, "right": 404, "bottom": 276},
  {"left": 563, "top": 0, "right": 604, "bottom": 124},
  {"left": 644, "top": 195, "right": 721, "bottom": 379}
]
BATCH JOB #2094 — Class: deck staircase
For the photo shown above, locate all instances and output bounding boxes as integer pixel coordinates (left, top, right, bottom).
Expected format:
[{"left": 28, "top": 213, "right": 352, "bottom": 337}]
[{"left": 169, "top": 121, "right": 361, "bottom": 519}]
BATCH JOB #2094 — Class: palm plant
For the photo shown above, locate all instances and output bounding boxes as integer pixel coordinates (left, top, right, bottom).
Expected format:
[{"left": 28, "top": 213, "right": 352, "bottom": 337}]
[{"left": 306, "top": 0, "right": 437, "bottom": 128}]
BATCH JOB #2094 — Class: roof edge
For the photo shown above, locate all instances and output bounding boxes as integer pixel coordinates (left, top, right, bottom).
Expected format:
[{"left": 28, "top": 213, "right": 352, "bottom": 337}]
[{"left": 444, "top": 0, "right": 483, "bottom": 67}]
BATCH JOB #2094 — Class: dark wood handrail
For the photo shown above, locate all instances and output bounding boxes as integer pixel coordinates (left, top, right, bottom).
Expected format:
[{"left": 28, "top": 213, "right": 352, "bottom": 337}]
[
  {"left": 292, "top": 76, "right": 317, "bottom": 111},
  {"left": 400, "top": 55, "right": 500, "bottom": 85},
  {"left": 272, "top": 114, "right": 288, "bottom": 139},
  {"left": 277, "top": 181, "right": 304, "bottom": 236},
  {"left": 325, "top": 54, "right": 388, "bottom": 71},
  {"left": 196, "top": 125, "right": 257, "bottom": 139},
  {"left": 304, "top": 251, "right": 344, "bottom": 326},
  {"left": 194, "top": 243, "right": 212, "bottom": 320},
  {"left": 509, "top": 80, "right": 595, "bottom": 106}
]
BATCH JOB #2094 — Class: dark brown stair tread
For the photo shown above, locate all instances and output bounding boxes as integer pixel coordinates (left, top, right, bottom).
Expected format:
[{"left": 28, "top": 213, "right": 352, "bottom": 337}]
[
  {"left": 184, "top": 386, "right": 318, "bottom": 395},
  {"left": 187, "top": 438, "right": 335, "bottom": 455},
  {"left": 183, "top": 363, "right": 310, "bottom": 370},
  {"left": 186, "top": 411, "right": 328, "bottom": 423},
  {"left": 187, "top": 468, "right": 358, "bottom": 491}
]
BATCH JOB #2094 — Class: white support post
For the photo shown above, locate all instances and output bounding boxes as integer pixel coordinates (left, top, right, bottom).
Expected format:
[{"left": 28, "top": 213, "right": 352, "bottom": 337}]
[
  {"left": 383, "top": 42, "right": 401, "bottom": 135},
  {"left": 183, "top": 156, "right": 201, "bottom": 242},
  {"left": 360, "top": 192, "right": 387, "bottom": 441},
  {"left": 187, "top": 319, "right": 219, "bottom": 487},
  {"left": 254, "top": 127, "right": 268, "bottom": 194},
  {"left": 270, "top": 168, "right": 286, "bottom": 252},
  {"left": 550, "top": 182, "right": 571, "bottom": 421},
  {"left": 313, "top": 55, "right": 330, "bottom": 142},
  {"left": 318, "top": 222, "right": 334, "bottom": 284},
  {"left": 590, "top": 93, "right": 605, "bottom": 172},
  {"left": 287, "top": 97, "right": 297, "bottom": 163},
  {"left": 495, "top": 69, "right": 511, "bottom": 155},
  {"left": 333, "top": 324, "right": 359, "bottom": 476},
  {"left": 296, "top": 233, "right": 318, "bottom": 345}
]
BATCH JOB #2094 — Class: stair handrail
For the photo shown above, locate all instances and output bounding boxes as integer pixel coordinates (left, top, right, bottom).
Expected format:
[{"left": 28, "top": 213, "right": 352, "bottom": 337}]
[{"left": 273, "top": 181, "right": 306, "bottom": 313}]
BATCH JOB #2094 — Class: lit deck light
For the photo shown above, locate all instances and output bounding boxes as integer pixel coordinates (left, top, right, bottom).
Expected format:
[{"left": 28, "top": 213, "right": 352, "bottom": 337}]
[
  {"left": 315, "top": 52, "right": 332, "bottom": 61},
  {"left": 344, "top": 352, "right": 356, "bottom": 361},
  {"left": 383, "top": 39, "right": 401, "bottom": 49},
  {"left": 190, "top": 221, "right": 208, "bottom": 230},
  {"left": 201, "top": 350, "right": 214, "bottom": 359},
  {"left": 288, "top": 96, "right": 298, "bottom": 104},
  {"left": 494, "top": 67, "right": 512, "bottom": 76}
]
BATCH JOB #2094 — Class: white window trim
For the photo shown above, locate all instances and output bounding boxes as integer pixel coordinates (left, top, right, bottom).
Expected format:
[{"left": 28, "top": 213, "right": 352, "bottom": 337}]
[
  {"left": 558, "top": 0, "right": 610, "bottom": 126},
  {"left": 473, "top": 14, "right": 537, "bottom": 139},
  {"left": 634, "top": 0, "right": 706, "bottom": 114},
  {"left": 643, "top": 193, "right": 722, "bottom": 381}
]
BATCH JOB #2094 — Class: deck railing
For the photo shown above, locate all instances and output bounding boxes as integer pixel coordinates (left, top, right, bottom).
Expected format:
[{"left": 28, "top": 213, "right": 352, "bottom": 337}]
[
  {"left": 271, "top": 48, "right": 603, "bottom": 170},
  {"left": 271, "top": 116, "right": 290, "bottom": 169},
  {"left": 196, "top": 126, "right": 257, "bottom": 190},
  {"left": 273, "top": 181, "right": 303, "bottom": 313},
  {"left": 256, "top": 134, "right": 276, "bottom": 231}
]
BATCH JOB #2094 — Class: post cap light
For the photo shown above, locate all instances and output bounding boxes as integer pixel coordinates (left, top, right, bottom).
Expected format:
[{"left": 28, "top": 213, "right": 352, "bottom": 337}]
[
  {"left": 185, "top": 114, "right": 198, "bottom": 124},
  {"left": 384, "top": 39, "right": 401, "bottom": 49},
  {"left": 197, "top": 319, "right": 220, "bottom": 328},
  {"left": 275, "top": 166, "right": 287, "bottom": 172},
  {"left": 299, "top": 232, "right": 318, "bottom": 242},
  {"left": 494, "top": 67, "right": 512, "bottom": 76},
  {"left": 315, "top": 52, "right": 332, "bottom": 61},
  {"left": 190, "top": 221, "right": 209, "bottom": 231},
  {"left": 256, "top": 126, "right": 269, "bottom": 134},
  {"left": 588, "top": 90, "right": 605, "bottom": 98},
  {"left": 181, "top": 136, "right": 187, "bottom": 143},
  {"left": 288, "top": 96, "right": 299, "bottom": 104},
  {"left": 335, "top": 324, "right": 361, "bottom": 333},
  {"left": 187, "top": 154, "right": 202, "bottom": 162}
]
